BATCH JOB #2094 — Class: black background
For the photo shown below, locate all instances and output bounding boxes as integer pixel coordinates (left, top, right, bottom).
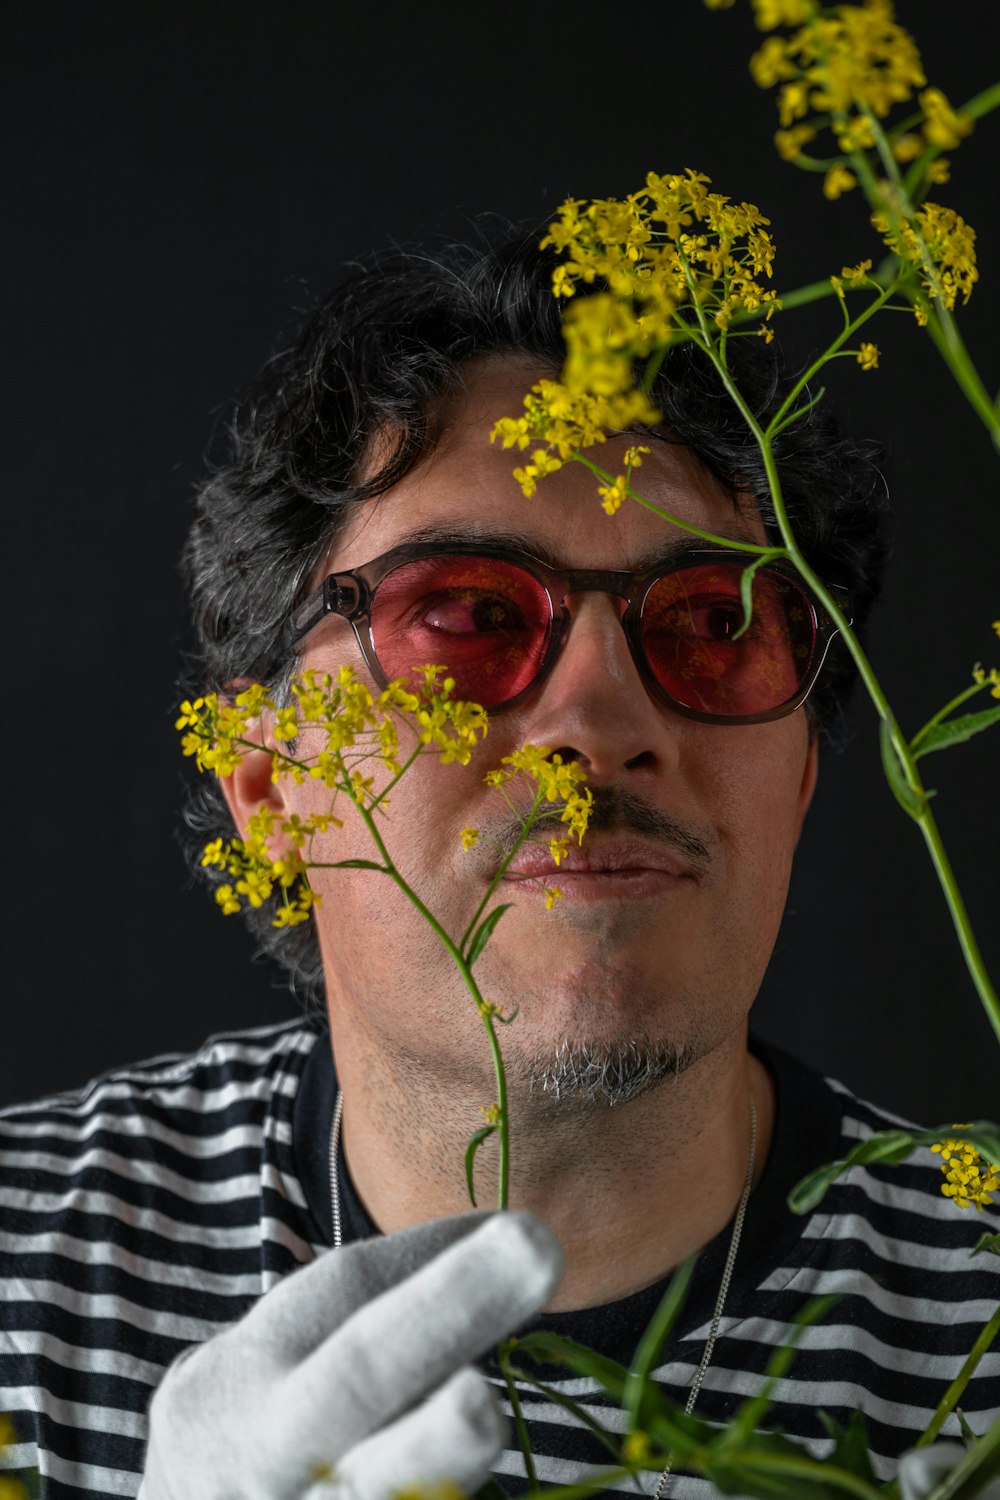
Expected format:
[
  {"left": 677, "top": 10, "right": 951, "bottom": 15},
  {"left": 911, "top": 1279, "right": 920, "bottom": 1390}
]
[{"left": 4, "top": 2, "right": 998, "bottom": 1119}]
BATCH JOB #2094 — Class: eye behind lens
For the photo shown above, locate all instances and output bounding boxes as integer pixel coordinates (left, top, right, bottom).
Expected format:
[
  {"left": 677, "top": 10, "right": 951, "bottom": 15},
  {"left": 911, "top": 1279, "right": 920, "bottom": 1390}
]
[{"left": 641, "top": 563, "right": 817, "bottom": 717}]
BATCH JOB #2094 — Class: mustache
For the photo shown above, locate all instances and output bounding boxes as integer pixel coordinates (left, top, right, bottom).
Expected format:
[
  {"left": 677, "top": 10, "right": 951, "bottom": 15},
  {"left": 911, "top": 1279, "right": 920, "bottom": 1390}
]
[{"left": 483, "top": 784, "right": 714, "bottom": 871}]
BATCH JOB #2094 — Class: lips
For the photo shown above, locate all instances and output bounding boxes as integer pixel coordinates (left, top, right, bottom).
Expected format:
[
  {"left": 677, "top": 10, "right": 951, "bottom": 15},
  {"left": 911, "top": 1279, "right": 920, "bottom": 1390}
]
[{"left": 501, "top": 838, "right": 698, "bottom": 884}]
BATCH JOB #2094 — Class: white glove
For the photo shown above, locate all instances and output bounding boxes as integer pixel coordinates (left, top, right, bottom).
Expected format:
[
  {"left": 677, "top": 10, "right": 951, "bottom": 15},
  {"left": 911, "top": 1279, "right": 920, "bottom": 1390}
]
[
  {"left": 140, "top": 1210, "right": 563, "bottom": 1500},
  {"left": 899, "top": 1442, "right": 1000, "bottom": 1500}
]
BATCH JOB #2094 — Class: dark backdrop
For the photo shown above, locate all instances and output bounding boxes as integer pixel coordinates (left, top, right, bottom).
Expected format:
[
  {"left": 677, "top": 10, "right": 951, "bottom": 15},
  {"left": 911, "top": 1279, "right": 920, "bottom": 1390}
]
[{"left": 4, "top": 2, "right": 998, "bottom": 1119}]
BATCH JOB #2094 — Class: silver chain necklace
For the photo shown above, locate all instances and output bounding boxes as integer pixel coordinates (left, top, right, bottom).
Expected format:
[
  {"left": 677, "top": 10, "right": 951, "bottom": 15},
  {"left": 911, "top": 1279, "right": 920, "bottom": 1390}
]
[{"left": 328, "top": 1090, "right": 757, "bottom": 1499}]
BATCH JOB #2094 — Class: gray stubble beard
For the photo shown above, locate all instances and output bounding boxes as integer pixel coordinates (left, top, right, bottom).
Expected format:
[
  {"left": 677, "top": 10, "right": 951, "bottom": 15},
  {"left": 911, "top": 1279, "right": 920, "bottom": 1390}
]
[{"left": 522, "top": 1035, "right": 697, "bottom": 1107}]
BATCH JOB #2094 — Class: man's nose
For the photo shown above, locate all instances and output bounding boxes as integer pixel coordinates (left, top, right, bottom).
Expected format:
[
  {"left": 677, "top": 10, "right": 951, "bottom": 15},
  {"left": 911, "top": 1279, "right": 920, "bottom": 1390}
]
[{"left": 522, "top": 590, "right": 677, "bottom": 778}]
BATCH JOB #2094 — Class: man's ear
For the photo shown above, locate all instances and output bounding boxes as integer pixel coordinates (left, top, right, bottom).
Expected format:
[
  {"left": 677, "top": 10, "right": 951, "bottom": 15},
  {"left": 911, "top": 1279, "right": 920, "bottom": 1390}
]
[
  {"left": 218, "top": 743, "right": 291, "bottom": 845},
  {"left": 215, "top": 689, "right": 295, "bottom": 855}
]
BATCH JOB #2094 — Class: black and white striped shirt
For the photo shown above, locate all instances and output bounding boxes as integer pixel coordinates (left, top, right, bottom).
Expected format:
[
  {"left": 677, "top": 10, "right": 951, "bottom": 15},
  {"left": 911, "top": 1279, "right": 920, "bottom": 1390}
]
[{"left": 1, "top": 1019, "right": 998, "bottom": 1497}]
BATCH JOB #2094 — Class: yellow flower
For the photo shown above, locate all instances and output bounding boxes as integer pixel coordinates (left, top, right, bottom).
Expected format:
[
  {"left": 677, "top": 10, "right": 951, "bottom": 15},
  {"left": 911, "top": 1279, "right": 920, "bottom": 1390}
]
[
  {"left": 891, "top": 133, "right": 923, "bottom": 163},
  {"left": 920, "top": 87, "right": 973, "bottom": 151},
  {"left": 0, "top": 1480, "right": 28, "bottom": 1500},
  {"left": 215, "top": 885, "right": 242, "bottom": 916},
  {"left": 751, "top": 0, "right": 810, "bottom": 28},
  {"left": 460, "top": 827, "right": 480, "bottom": 851},
  {"left": 774, "top": 123, "right": 816, "bottom": 160},
  {"left": 822, "top": 166, "right": 856, "bottom": 201},
  {"left": 174, "top": 697, "right": 205, "bottom": 730},
  {"left": 856, "top": 342, "right": 880, "bottom": 370},
  {"left": 973, "top": 665, "right": 1000, "bottom": 700},
  {"left": 549, "top": 837, "right": 570, "bottom": 867},
  {"left": 932, "top": 1137, "right": 1000, "bottom": 1211},
  {"left": 481, "top": 1103, "right": 502, "bottom": 1126},
  {"left": 841, "top": 259, "right": 872, "bottom": 286},
  {"left": 544, "top": 887, "right": 564, "bottom": 911},
  {"left": 598, "top": 475, "right": 629, "bottom": 517},
  {"left": 622, "top": 1430, "right": 652, "bottom": 1464},
  {"left": 992, "top": 621, "right": 1000, "bottom": 640},
  {"left": 750, "top": 36, "right": 796, "bottom": 86}
]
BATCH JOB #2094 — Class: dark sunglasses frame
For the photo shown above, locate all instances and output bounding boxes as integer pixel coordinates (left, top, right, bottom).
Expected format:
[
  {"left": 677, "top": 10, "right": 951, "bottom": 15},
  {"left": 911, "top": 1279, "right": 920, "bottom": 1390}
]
[{"left": 288, "top": 540, "right": 851, "bottom": 725}]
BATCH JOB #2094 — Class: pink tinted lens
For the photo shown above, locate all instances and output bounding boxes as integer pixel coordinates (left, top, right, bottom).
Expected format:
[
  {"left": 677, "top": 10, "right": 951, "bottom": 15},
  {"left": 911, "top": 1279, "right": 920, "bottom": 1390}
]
[
  {"left": 641, "top": 563, "right": 816, "bottom": 716},
  {"left": 369, "top": 555, "right": 553, "bottom": 705}
]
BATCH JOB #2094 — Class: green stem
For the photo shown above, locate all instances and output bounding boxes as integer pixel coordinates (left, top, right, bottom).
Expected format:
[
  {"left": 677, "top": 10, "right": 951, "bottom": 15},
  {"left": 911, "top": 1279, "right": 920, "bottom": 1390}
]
[
  {"left": 914, "top": 811, "right": 1000, "bottom": 1047},
  {"left": 764, "top": 281, "right": 897, "bottom": 441},
  {"left": 847, "top": 106, "right": 1000, "bottom": 450},
  {"left": 917, "top": 1303, "right": 1000, "bottom": 1447},
  {"left": 460, "top": 786, "right": 546, "bottom": 956},
  {"left": 484, "top": 1013, "right": 510, "bottom": 1209},
  {"left": 701, "top": 346, "right": 1000, "bottom": 1048},
  {"left": 498, "top": 1347, "right": 538, "bottom": 1490},
  {"left": 344, "top": 764, "right": 513, "bottom": 1209},
  {"left": 922, "top": 307, "right": 1000, "bottom": 448}
]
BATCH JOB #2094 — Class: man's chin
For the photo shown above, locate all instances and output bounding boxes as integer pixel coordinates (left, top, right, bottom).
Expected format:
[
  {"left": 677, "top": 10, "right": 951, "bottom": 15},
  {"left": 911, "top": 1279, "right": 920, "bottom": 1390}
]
[{"left": 509, "top": 1035, "right": 696, "bottom": 1108}]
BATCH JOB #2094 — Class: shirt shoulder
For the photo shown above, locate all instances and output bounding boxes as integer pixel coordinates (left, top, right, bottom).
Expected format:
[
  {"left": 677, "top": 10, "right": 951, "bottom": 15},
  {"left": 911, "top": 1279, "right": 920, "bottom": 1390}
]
[{"left": 0, "top": 1020, "right": 324, "bottom": 1491}]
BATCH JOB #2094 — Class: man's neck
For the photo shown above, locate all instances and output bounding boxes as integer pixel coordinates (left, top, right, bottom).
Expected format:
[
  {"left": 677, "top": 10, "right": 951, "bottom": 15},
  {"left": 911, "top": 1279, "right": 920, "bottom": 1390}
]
[{"left": 332, "top": 1029, "right": 775, "bottom": 1311}]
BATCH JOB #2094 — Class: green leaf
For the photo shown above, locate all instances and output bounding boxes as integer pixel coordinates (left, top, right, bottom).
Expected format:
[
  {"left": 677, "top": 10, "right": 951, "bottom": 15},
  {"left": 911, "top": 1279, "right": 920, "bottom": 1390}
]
[
  {"left": 464, "top": 1125, "right": 495, "bottom": 1208},
  {"left": 879, "top": 721, "right": 930, "bottom": 819},
  {"left": 503, "top": 1364, "right": 625, "bottom": 1464},
  {"left": 624, "top": 1256, "right": 697, "bottom": 1422},
  {"left": 512, "top": 1331, "right": 631, "bottom": 1402},
  {"left": 972, "top": 1233, "right": 1000, "bottom": 1259},
  {"left": 327, "top": 858, "right": 387, "bottom": 871},
  {"left": 789, "top": 1129, "right": 918, "bottom": 1213},
  {"left": 732, "top": 554, "right": 782, "bottom": 642},
  {"left": 962, "top": 1122, "right": 1000, "bottom": 1164},
  {"left": 911, "top": 705, "right": 1000, "bottom": 760},
  {"left": 957, "top": 1411, "right": 981, "bottom": 1447},
  {"left": 466, "top": 903, "right": 514, "bottom": 967},
  {"left": 789, "top": 1122, "right": 1000, "bottom": 1214},
  {"left": 815, "top": 1409, "right": 879, "bottom": 1484}
]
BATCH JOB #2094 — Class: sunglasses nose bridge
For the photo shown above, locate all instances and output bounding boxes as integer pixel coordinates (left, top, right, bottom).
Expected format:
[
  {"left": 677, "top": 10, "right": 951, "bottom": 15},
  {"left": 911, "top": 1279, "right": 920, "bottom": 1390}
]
[{"left": 559, "top": 577, "right": 632, "bottom": 623}]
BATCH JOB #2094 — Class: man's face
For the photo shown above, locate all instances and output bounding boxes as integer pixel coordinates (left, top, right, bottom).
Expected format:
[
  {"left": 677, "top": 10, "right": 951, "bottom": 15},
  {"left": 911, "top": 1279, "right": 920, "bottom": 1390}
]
[{"left": 283, "top": 358, "right": 818, "bottom": 1103}]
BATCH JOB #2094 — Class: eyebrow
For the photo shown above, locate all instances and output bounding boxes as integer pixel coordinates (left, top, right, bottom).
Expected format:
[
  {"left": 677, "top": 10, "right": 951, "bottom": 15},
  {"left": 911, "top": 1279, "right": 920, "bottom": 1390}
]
[{"left": 383, "top": 520, "right": 763, "bottom": 572}]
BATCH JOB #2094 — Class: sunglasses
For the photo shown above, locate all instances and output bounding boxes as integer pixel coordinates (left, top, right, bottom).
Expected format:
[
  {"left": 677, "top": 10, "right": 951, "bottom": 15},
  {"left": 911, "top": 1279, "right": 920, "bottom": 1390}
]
[{"left": 288, "top": 541, "right": 849, "bottom": 725}]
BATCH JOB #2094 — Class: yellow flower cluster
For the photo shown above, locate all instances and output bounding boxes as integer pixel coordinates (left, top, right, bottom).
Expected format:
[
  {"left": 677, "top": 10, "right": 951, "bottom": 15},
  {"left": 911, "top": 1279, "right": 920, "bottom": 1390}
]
[
  {"left": 487, "top": 745, "right": 594, "bottom": 846},
  {"left": 474, "top": 745, "right": 594, "bottom": 909},
  {"left": 873, "top": 200, "right": 978, "bottom": 313},
  {"left": 747, "top": 1, "right": 973, "bottom": 179},
  {"left": 181, "top": 666, "right": 490, "bottom": 928},
  {"left": 931, "top": 1137, "right": 1000, "bottom": 1211},
  {"left": 201, "top": 814, "right": 321, "bottom": 927},
  {"left": 179, "top": 666, "right": 488, "bottom": 788},
  {"left": 492, "top": 172, "right": 778, "bottom": 499},
  {"left": 856, "top": 341, "right": 879, "bottom": 370},
  {"left": 749, "top": 0, "right": 926, "bottom": 151}
]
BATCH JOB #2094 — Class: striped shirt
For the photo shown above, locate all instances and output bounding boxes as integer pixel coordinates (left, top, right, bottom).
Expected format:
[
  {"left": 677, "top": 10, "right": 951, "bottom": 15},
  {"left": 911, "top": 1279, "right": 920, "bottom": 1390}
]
[{"left": 1, "top": 1019, "right": 997, "bottom": 1497}]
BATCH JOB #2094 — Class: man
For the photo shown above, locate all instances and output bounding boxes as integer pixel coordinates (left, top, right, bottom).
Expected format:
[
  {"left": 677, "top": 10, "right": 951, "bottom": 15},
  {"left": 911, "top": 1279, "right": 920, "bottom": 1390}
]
[{"left": 2, "top": 226, "right": 998, "bottom": 1500}]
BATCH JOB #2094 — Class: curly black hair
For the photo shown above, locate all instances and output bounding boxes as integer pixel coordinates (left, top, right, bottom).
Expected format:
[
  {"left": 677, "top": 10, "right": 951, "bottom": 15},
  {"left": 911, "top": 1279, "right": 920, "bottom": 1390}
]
[{"left": 181, "top": 222, "right": 890, "bottom": 1004}]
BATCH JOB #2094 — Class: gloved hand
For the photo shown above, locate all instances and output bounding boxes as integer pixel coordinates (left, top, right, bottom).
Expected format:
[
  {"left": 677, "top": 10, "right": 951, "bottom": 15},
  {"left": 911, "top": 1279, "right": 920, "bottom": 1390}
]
[
  {"left": 139, "top": 1210, "right": 563, "bottom": 1500},
  {"left": 899, "top": 1443, "right": 1000, "bottom": 1500}
]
